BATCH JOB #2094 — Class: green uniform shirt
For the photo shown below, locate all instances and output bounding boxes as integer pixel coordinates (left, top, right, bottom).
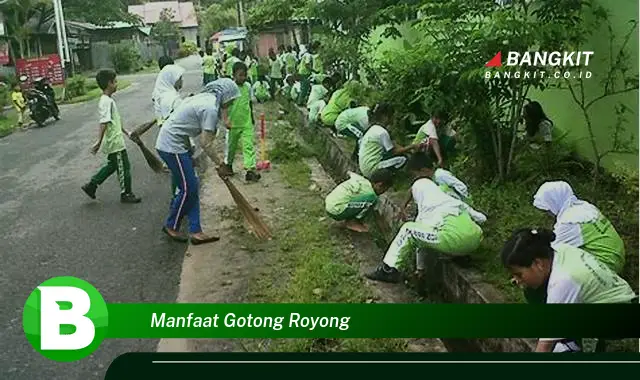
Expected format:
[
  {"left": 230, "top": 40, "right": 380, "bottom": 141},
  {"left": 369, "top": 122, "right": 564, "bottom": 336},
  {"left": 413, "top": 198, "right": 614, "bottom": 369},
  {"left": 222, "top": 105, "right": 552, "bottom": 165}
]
[
  {"left": 358, "top": 125, "right": 394, "bottom": 178},
  {"left": 98, "top": 94, "right": 126, "bottom": 155},
  {"left": 285, "top": 53, "right": 297, "bottom": 74},
  {"left": 325, "top": 172, "right": 377, "bottom": 215},
  {"left": 545, "top": 244, "right": 636, "bottom": 304},
  {"left": 335, "top": 106, "right": 370, "bottom": 134},
  {"left": 307, "top": 84, "right": 328, "bottom": 107},
  {"left": 298, "top": 52, "right": 312, "bottom": 75},
  {"left": 270, "top": 57, "right": 283, "bottom": 79},
  {"left": 202, "top": 55, "right": 217, "bottom": 74},
  {"left": 228, "top": 82, "right": 252, "bottom": 127},
  {"left": 320, "top": 88, "right": 352, "bottom": 126},
  {"left": 312, "top": 53, "right": 323, "bottom": 73}
]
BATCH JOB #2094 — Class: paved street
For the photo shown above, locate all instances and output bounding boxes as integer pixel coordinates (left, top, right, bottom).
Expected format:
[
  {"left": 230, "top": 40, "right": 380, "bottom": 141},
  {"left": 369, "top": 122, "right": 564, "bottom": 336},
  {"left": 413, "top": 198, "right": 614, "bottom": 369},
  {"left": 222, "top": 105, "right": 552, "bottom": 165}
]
[{"left": 0, "top": 56, "right": 203, "bottom": 379}]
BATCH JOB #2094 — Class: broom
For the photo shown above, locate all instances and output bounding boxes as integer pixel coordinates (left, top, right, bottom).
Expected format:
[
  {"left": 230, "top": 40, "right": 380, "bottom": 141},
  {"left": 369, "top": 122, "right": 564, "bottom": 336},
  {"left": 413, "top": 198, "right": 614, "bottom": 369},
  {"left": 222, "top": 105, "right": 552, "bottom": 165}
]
[
  {"left": 127, "top": 120, "right": 165, "bottom": 173},
  {"left": 209, "top": 153, "right": 272, "bottom": 240}
]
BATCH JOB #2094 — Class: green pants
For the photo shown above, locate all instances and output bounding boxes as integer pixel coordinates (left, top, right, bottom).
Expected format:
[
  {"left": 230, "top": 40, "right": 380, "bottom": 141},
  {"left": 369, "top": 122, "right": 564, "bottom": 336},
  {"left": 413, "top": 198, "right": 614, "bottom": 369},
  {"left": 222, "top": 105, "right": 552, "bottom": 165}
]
[
  {"left": 327, "top": 193, "right": 377, "bottom": 221},
  {"left": 383, "top": 212, "right": 483, "bottom": 269},
  {"left": 297, "top": 74, "right": 311, "bottom": 106},
  {"left": 91, "top": 149, "right": 132, "bottom": 194},
  {"left": 224, "top": 123, "right": 257, "bottom": 171}
]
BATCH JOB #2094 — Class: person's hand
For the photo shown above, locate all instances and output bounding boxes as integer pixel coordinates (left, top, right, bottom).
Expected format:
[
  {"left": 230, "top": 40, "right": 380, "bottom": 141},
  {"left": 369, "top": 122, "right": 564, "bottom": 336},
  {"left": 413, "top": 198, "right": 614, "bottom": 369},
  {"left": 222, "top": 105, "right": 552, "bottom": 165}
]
[{"left": 90, "top": 142, "right": 100, "bottom": 155}]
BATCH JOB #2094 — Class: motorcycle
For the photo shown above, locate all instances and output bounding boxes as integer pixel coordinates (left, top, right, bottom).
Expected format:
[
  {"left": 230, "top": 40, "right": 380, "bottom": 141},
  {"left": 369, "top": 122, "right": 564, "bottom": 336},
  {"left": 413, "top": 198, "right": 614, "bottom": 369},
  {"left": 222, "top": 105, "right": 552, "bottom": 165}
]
[{"left": 22, "top": 76, "right": 60, "bottom": 127}]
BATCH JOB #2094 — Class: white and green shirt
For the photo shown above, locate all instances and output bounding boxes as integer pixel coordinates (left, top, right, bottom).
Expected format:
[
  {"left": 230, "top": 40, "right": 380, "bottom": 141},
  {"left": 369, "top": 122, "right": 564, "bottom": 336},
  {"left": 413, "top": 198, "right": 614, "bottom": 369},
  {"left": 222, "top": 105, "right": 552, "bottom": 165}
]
[
  {"left": 307, "top": 84, "right": 329, "bottom": 107},
  {"left": 325, "top": 172, "right": 376, "bottom": 215},
  {"left": 98, "top": 95, "right": 125, "bottom": 155},
  {"left": 270, "top": 56, "right": 283, "bottom": 79},
  {"left": 358, "top": 125, "right": 394, "bottom": 178},
  {"left": 413, "top": 119, "right": 456, "bottom": 145},
  {"left": 433, "top": 168, "right": 469, "bottom": 201},
  {"left": 545, "top": 244, "right": 635, "bottom": 305},
  {"left": 552, "top": 205, "right": 626, "bottom": 274},
  {"left": 335, "top": 106, "right": 370, "bottom": 134}
]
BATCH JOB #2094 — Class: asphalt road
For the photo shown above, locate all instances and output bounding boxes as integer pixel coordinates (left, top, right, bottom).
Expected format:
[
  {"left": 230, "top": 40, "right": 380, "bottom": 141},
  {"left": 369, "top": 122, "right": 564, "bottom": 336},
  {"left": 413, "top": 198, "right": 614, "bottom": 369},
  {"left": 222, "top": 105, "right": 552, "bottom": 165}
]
[{"left": 0, "top": 56, "right": 203, "bottom": 379}]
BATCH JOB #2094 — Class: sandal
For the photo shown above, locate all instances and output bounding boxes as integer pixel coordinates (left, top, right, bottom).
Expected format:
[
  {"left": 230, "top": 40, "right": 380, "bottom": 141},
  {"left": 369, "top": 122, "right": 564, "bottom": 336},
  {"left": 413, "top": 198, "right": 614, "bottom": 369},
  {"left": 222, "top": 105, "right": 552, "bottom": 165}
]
[
  {"left": 190, "top": 235, "right": 220, "bottom": 245},
  {"left": 162, "top": 226, "right": 188, "bottom": 242}
]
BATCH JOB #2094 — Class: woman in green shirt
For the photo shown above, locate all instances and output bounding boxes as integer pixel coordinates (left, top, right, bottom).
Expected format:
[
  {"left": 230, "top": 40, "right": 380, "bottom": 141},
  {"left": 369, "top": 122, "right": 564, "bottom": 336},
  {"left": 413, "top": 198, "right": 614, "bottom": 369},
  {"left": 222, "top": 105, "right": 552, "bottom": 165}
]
[{"left": 502, "top": 228, "right": 637, "bottom": 352}]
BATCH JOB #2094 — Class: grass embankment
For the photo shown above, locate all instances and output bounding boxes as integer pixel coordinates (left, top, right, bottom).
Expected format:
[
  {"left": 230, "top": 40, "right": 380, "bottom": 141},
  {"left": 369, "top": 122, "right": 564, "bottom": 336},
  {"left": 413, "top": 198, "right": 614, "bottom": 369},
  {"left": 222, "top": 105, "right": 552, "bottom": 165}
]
[{"left": 240, "top": 106, "right": 409, "bottom": 352}]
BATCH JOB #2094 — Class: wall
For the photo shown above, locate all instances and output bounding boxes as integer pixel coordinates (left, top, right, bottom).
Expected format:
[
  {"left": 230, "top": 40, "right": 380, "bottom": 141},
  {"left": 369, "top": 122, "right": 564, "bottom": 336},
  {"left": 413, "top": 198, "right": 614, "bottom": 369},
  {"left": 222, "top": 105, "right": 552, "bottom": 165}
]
[{"left": 181, "top": 27, "right": 199, "bottom": 45}]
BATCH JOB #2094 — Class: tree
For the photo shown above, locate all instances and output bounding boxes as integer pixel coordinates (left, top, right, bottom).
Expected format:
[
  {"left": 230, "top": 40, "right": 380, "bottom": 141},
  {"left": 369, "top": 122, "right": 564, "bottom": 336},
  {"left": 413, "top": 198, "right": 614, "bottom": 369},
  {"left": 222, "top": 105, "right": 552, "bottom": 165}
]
[
  {"left": 151, "top": 8, "right": 182, "bottom": 55},
  {"left": 199, "top": 3, "right": 237, "bottom": 40},
  {"left": 0, "top": 0, "right": 140, "bottom": 58}
]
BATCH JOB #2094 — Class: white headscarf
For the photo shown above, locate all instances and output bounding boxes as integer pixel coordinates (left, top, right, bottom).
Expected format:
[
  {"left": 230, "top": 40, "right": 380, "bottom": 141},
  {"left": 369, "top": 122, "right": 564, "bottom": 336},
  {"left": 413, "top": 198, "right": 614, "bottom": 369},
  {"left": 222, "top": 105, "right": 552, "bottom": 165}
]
[
  {"left": 202, "top": 78, "right": 241, "bottom": 107},
  {"left": 533, "top": 181, "right": 600, "bottom": 224},
  {"left": 152, "top": 64, "right": 186, "bottom": 118}
]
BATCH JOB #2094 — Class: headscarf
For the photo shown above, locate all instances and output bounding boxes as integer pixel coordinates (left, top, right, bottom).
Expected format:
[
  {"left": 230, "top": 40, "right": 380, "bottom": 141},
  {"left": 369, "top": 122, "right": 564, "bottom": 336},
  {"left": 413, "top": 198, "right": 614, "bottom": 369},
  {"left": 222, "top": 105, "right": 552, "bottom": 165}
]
[
  {"left": 533, "top": 181, "right": 599, "bottom": 224},
  {"left": 202, "top": 78, "right": 240, "bottom": 108},
  {"left": 152, "top": 64, "right": 185, "bottom": 118}
]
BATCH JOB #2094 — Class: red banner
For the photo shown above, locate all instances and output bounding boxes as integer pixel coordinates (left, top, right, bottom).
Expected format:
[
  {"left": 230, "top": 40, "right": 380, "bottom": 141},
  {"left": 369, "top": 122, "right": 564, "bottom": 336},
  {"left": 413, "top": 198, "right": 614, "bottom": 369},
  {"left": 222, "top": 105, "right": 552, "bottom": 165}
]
[
  {"left": 15, "top": 54, "right": 65, "bottom": 85},
  {"left": 0, "top": 41, "right": 9, "bottom": 65}
]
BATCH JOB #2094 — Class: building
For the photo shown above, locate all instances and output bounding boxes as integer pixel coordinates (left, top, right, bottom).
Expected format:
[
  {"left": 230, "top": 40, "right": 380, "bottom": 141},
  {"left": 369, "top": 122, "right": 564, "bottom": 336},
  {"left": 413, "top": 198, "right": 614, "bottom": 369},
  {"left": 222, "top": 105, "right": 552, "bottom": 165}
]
[{"left": 128, "top": 1, "right": 200, "bottom": 47}]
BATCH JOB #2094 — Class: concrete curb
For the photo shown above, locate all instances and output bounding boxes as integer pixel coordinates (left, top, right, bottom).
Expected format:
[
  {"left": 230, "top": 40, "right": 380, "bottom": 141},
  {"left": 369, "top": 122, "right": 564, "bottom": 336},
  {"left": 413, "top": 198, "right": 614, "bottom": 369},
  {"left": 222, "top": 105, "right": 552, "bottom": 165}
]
[{"left": 288, "top": 104, "right": 536, "bottom": 353}]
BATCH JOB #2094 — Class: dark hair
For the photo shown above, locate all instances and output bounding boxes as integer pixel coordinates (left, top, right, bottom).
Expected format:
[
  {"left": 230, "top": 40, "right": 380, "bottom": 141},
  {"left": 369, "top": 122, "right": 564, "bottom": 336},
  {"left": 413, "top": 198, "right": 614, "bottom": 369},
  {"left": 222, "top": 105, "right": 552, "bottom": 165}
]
[
  {"left": 407, "top": 152, "right": 435, "bottom": 172},
  {"left": 206, "top": 48, "right": 213, "bottom": 55},
  {"left": 368, "top": 168, "right": 395, "bottom": 186},
  {"left": 158, "top": 56, "right": 174, "bottom": 70},
  {"left": 501, "top": 228, "right": 556, "bottom": 267},
  {"left": 370, "top": 102, "right": 393, "bottom": 123},
  {"left": 523, "top": 101, "right": 552, "bottom": 137},
  {"left": 312, "top": 41, "right": 321, "bottom": 50},
  {"left": 96, "top": 69, "right": 116, "bottom": 90},
  {"left": 233, "top": 61, "right": 248, "bottom": 75},
  {"left": 199, "top": 50, "right": 204, "bottom": 57},
  {"left": 322, "top": 76, "right": 332, "bottom": 87},
  {"left": 432, "top": 109, "right": 449, "bottom": 122},
  {"left": 232, "top": 48, "right": 240, "bottom": 57},
  {"left": 287, "top": 46, "right": 293, "bottom": 52}
]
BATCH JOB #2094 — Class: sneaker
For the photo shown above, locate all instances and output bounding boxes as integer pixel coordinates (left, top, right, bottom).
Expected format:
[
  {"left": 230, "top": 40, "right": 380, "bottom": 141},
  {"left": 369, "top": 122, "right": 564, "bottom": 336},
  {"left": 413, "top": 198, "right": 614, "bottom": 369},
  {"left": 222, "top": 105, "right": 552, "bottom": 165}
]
[
  {"left": 81, "top": 183, "right": 97, "bottom": 199},
  {"left": 121, "top": 193, "right": 142, "bottom": 204},
  {"left": 365, "top": 264, "right": 401, "bottom": 284},
  {"left": 245, "top": 170, "right": 261, "bottom": 182}
]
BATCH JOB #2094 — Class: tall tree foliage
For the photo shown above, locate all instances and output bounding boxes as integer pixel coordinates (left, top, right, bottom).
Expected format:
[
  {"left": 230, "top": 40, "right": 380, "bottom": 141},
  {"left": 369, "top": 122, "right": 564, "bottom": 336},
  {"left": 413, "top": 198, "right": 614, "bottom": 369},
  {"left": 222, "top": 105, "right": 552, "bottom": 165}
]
[
  {"left": 150, "top": 8, "right": 182, "bottom": 55},
  {"left": 198, "top": 2, "right": 238, "bottom": 40}
]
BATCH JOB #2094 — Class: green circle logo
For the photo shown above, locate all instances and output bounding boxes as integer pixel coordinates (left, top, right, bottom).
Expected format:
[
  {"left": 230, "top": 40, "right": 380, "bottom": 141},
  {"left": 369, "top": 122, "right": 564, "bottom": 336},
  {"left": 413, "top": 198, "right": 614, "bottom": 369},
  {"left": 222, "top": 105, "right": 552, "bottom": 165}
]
[{"left": 23, "top": 276, "right": 108, "bottom": 362}]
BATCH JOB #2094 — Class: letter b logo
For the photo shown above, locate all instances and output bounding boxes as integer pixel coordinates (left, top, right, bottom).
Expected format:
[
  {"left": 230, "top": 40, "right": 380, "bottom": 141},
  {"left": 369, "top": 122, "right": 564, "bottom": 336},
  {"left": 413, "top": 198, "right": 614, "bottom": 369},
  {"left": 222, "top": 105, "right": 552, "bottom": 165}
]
[{"left": 23, "top": 277, "right": 108, "bottom": 361}]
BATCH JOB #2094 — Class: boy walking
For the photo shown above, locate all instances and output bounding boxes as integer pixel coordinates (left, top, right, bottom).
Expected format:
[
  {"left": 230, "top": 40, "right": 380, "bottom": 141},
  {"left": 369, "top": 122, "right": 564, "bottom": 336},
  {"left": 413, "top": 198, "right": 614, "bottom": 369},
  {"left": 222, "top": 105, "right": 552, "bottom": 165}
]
[
  {"left": 11, "top": 84, "right": 27, "bottom": 129},
  {"left": 82, "top": 69, "right": 141, "bottom": 203},
  {"left": 220, "top": 62, "right": 261, "bottom": 182}
]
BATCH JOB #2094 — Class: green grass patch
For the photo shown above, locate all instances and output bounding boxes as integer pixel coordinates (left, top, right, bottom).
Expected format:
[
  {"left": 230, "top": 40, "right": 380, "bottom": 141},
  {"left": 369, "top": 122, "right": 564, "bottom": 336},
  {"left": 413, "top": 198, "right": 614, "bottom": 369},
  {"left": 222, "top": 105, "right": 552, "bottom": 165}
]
[
  {"left": 63, "top": 79, "right": 132, "bottom": 104},
  {"left": 247, "top": 185, "right": 408, "bottom": 352},
  {"left": 0, "top": 112, "right": 18, "bottom": 137},
  {"left": 280, "top": 161, "right": 312, "bottom": 190}
]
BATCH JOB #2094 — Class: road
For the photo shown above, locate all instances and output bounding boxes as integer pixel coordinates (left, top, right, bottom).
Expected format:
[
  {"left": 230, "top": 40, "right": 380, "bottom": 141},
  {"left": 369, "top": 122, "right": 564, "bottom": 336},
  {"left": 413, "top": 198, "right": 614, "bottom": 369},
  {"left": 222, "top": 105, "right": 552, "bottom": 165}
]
[{"left": 0, "top": 56, "right": 203, "bottom": 379}]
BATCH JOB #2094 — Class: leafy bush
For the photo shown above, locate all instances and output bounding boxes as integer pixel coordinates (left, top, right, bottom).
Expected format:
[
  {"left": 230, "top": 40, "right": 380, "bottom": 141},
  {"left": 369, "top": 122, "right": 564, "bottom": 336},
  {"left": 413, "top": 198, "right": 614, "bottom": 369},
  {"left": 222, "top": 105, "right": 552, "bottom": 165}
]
[
  {"left": 0, "top": 83, "right": 9, "bottom": 112},
  {"left": 177, "top": 41, "right": 198, "bottom": 58},
  {"left": 110, "top": 42, "right": 141, "bottom": 73},
  {"left": 65, "top": 75, "right": 87, "bottom": 99}
]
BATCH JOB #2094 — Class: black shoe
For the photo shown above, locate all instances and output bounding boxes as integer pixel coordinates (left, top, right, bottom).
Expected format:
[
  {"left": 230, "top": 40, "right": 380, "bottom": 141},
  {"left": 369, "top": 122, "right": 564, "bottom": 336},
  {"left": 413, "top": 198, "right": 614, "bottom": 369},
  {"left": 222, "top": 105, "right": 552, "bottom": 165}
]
[
  {"left": 245, "top": 170, "right": 261, "bottom": 182},
  {"left": 82, "top": 183, "right": 97, "bottom": 199},
  {"left": 365, "top": 264, "right": 401, "bottom": 283},
  {"left": 121, "top": 193, "right": 142, "bottom": 203}
]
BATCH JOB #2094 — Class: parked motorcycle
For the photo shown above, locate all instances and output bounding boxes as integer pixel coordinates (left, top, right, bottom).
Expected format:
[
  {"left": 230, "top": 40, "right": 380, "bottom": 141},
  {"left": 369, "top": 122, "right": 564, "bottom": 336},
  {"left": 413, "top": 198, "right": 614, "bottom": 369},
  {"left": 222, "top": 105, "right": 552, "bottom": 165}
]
[{"left": 22, "top": 76, "right": 60, "bottom": 127}]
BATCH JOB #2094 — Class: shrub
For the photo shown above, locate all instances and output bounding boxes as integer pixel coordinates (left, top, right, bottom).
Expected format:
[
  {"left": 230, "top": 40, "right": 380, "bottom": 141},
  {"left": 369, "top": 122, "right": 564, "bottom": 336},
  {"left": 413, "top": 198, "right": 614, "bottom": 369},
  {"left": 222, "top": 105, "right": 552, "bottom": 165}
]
[
  {"left": 110, "top": 42, "right": 141, "bottom": 73},
  {"left": 177, "top": 41, "right": 198, "bottom": 58},
  {"left": 65, "top": 75, "right": 87, "bottom": 99}
]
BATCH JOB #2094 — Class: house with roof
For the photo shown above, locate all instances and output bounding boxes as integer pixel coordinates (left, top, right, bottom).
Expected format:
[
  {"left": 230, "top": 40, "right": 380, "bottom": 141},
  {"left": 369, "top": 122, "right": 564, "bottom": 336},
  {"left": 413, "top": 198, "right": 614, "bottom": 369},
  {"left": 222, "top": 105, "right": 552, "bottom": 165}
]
[{"left": 128, "top": 1, "right": 200, "bottom": 47}]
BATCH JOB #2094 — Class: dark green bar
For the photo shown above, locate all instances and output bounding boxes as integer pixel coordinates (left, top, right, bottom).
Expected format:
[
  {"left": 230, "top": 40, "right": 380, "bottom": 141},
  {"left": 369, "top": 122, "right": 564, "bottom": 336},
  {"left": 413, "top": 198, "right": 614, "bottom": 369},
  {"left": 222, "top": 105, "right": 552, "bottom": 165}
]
[
  {"left": 105, "top": 303, "right": 640, "bottom": 339},
  {"left": 105, "top": 353, "right": 640, "bottom": 380}
]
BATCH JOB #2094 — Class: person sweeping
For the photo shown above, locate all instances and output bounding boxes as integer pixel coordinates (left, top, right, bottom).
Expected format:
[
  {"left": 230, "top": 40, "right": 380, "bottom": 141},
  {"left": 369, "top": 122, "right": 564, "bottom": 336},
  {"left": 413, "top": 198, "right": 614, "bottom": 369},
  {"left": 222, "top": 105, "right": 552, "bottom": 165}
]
[
  {"left": 219, "top": 62, "right": 261, "bottom": 182},
  {"left": 155, "top": 78, "right": 240, "bottom": 244},
  {"left": 365, "top": 154, "right": 486, "bottom": 283},
  {"left": 325, "top": 169, "right": 395, "bottom": 233}
]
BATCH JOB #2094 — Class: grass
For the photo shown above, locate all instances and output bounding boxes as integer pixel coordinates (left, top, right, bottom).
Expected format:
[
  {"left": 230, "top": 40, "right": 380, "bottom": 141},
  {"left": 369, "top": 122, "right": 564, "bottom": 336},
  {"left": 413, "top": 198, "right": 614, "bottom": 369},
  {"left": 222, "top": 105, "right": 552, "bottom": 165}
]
[
  {"left": 0, "top": 112, "right": 18, "bottom": 137},
  {"left": 54, "top": 79, "right": 132, "bottom": 104},
  {"left": 242, "top": 106, "right": 409, "bottom": 352}
]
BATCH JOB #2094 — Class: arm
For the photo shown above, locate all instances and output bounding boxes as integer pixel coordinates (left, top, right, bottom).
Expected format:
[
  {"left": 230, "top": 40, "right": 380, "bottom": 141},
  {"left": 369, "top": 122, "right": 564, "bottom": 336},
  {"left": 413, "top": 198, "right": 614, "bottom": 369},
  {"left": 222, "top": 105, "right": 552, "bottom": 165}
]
[
  {"left": 551, "top": 223, "right": 584, "bottom": 249},
  {"left": 392, "top": 142, "right": 419, "bottom": 156},
  {"left": 436, "top": 170, "right": 469, "bottom": 199},
  {"left": 430, "top": 138, "right": 444, "bottom": 166},
  {"left": 91, "top": 123, "right": 108, "bottom": 154},
  {"left": 535, "top": 341, "right": 555, "bottom": 353}
]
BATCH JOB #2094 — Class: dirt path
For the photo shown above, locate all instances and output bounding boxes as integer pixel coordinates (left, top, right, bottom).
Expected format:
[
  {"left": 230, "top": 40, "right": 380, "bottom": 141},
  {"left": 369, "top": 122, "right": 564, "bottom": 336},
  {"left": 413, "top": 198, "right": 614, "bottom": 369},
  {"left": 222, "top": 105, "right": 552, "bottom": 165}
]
[{"left": 157, "top": 102, "right": 447, "bottom": 353}]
